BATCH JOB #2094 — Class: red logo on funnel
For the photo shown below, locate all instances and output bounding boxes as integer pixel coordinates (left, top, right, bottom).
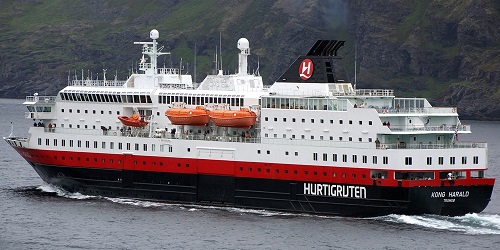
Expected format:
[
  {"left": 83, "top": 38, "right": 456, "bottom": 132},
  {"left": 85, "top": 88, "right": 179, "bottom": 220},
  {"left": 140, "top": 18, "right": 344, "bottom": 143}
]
[{"left": 299, "top": 58, "right": 314, "bottom": 80}]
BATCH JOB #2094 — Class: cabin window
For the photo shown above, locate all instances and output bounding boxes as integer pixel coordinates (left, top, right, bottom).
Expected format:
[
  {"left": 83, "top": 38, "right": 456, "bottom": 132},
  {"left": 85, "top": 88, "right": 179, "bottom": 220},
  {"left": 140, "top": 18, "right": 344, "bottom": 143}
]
[
  {"left": 330, "top": 120, "right": 334, "bottom": 124},
  {"left": 462, "top": 157, "right": 467, "bottom": 164},
  {"left": 450, "top": 157, "right": 455, "bottom": 165},
  {"left": 342, "top": 154, "right": 347, "bottom": 162},
  {"left": 340, "top": 120, "right": 343, "bottom": 124},
  {"left": 77, "top": 140, "right": 81, "bottom": 147},
  {"left": 126, "top": 143, "right": 131, "bottom": 150},
  {"left": 405, "top": 157, "right": 412, "bottom": 165},
  {"left": 257, "top": 150, "right": 261, "bottom": 154},
  {"left": 369, "top": 121, "right": 372, "bottom": 125},
  {"left": 323, "top": 153, "right": 328, "bottom": 161},
  {"left": 295, "top": 152, "right": 299, "bottom": 156},
  {"left": 352, "top": 155, "right": 357, "bottom": 163},
  {"left": 332, "top": 154, "right": 338, "bottom": 162},
  {"left": 38, "top": 138, "right": 42, "bottom": 145},
  {"left": 362, "top": 155, "right": 367, "bottom": 163},
  {"left": 283, "top": 118, "right": 286, "bottom": 122},
  {"left": 427, "top": 157, "right": 432, "bottom": 165},
  {"left": 110, "top": 142, "right": 114, "bottom": 149},
  {"left": 144, "top": 144, "right": 148, "bottom": 151},
  {"left": 383, "top": 156, "right": 388, "bottom": 164},
  {"left": 473, "top": 156, "right": 479, "bottom": 164},
  {"left": 93, "top": 141, "right": 97, "bottom": 148},
  {"left": 135, "top": 143, "right": 139, "bottom": 151},
  {"left": 373, "top": 156, "right": 378, "bottom": 164},
  {"left": 359, "top": 121, "right": 362, "bottom": 125},
  {"left": 349, "top": 120, "right": 352, "bottom": 124},
  {"left": 438, "top": 157, "right": 444, "bottom": 165}
]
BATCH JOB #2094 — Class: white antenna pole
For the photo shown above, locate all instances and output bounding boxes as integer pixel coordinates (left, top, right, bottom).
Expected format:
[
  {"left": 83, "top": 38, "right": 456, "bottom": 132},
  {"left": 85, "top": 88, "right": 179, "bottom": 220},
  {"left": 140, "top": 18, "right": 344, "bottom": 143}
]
[
  {"left": 219, "top": 32, "right": 223, "bottom": 71},
  {"left": 354, "top": 43, "right": 357, "bottom": 90},
  {"left": 194, "top": 42, "right": 197, "bottom": 83},
  {"left": 9, "top": 122, "right": 14, "bottom": 138},
  {"left": 215, "top": 46, "right": 218, "bottom": 71}
]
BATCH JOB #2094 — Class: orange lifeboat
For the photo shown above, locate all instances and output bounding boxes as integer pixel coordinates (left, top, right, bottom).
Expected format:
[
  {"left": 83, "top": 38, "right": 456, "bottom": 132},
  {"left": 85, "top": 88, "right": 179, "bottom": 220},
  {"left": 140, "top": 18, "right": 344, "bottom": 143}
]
[
  {"left": 166, "top": 106, "right": 210, "bottom": 126},
  {"left": 210, "top": 108, "right": 256, "bottom": 128},
  {"left": 118, "top": 114, "right": 149, "bottom": 127}
]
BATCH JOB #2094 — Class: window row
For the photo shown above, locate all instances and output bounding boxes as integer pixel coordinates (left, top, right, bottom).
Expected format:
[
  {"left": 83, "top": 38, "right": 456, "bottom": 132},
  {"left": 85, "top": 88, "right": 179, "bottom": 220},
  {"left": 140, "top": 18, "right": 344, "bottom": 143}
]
[
  {"left": 423, "top": 156, "right": 479, "bottom": 165},
  {"left": 159, "top": 95, "right": 244, "bottom": 106},
  {"left": 314, "top": 153, "right": 388, "bottom": 165},
  {"left": 38, "top": 138, "right": 174, "bottom": 153},
  {"left": 264, "top": 117, "right": 373, "bottom": 125},
  {"left": 61, "top": 109, "right": 120, "bottom": 115},
  {"left": 60, "top": 92, "right": 152, "bottom": 104},
  {"left": 264, "top": 133, "right": 373, "bottom": 142},
  {"left": 239, "top": 166, "right": 367, "bottom": 179}
]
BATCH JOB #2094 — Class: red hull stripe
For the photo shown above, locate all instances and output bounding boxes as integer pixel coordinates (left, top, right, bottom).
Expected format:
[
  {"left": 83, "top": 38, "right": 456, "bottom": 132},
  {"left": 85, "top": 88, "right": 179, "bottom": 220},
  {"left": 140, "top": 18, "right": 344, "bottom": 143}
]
[{"left": 15, "top": 147, "right": 495, "bottom": 187}]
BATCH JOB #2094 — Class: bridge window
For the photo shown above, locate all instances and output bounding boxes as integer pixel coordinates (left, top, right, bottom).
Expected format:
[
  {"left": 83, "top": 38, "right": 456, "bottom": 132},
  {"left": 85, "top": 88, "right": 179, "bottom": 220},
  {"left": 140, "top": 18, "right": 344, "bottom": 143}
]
[{"left": 473, "top": 156, "right": 479, "bottom": 164}]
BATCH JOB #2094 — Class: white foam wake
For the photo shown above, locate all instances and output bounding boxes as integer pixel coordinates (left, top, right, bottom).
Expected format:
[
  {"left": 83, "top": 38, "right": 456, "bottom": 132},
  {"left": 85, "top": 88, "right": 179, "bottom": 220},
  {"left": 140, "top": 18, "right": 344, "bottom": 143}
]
[
  {"left": 376, "top": 213, "right": 500, "bottom": 235},
  {"left": 37, "top": 184, "right": 95, "bottom": 200}
]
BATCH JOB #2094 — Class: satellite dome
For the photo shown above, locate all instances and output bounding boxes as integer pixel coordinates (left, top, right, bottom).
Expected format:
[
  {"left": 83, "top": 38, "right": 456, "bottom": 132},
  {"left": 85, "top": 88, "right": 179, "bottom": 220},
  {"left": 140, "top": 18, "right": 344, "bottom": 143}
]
[
  {"left": 237, "top": 38, "right": 249, "bottom": 50},
  {"left": 150, "top": 29, "right": 159, "bottom": 40}
]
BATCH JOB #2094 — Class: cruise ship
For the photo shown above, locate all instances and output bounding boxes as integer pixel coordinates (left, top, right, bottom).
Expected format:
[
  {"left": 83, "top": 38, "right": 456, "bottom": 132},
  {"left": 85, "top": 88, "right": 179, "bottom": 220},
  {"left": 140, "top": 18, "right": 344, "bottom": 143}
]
[{"left": 5, "top": 29, "right": 494, "bottom": 217}]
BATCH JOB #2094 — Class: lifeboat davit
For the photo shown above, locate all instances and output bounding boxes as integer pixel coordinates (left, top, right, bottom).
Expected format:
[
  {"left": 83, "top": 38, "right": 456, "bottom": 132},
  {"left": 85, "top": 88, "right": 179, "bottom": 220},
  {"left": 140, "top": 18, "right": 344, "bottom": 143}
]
[
  {"left": 166, "top": 106, "right": 211, "bottom": 126},
  {"left": 210, "top": 108, "right": 257, "bottom": 128},
  {"left": 118, "top": 114, "right": 149, "bottom": 127}
]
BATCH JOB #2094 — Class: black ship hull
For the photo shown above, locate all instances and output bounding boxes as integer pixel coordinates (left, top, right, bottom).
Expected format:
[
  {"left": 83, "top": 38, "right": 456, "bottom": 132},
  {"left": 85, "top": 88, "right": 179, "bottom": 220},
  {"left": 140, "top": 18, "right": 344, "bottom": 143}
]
[{"left": 30, "top": 162, "right": 493, "bottom": 217}]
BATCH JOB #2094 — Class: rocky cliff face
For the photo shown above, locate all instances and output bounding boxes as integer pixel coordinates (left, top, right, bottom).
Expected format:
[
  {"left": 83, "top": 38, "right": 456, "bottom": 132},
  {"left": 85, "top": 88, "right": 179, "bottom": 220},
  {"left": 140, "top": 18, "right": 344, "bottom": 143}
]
[
  {"left": 348, "top": 0, "right": 500, "bottom": 119},
  {"left": 0, "top": 0, "right": 498, "bottom": 119}
]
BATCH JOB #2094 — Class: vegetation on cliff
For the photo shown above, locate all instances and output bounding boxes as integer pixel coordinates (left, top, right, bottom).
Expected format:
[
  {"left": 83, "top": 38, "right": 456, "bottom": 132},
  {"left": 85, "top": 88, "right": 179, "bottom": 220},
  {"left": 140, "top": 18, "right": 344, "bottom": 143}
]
[{"left": 0, "top": 0, "right": 498, "bottom": 119}]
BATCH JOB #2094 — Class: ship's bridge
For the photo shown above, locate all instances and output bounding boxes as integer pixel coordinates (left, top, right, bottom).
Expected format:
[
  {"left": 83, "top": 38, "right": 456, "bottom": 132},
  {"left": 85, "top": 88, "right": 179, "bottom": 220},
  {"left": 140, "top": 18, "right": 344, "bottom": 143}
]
[{"left": 24, "top": 94, "right": 57, "bottom": 120}]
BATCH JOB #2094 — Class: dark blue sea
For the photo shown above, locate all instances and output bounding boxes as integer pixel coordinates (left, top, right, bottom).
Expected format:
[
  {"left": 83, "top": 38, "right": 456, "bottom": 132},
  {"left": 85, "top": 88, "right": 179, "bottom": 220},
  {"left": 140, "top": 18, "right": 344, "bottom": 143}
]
[{"left": 1, "top": 98, "right": 500, "bottom": 249}]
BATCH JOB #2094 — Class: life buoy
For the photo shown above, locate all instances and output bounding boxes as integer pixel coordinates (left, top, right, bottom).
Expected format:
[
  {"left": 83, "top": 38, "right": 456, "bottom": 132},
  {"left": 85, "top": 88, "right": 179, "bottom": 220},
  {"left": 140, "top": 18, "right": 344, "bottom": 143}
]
[
  {"left": 452, "top": 107, "right": 456, "bottom": 113},
  {"left": 113, "top": 132, "right": 117, "bottom": 136}
]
